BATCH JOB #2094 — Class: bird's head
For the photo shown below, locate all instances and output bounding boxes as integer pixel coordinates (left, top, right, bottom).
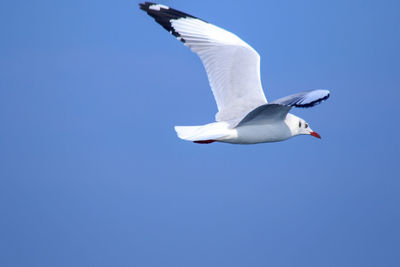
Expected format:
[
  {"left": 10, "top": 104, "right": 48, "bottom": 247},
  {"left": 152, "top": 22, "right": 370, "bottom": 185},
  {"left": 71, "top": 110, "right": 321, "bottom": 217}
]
[{"left": 286, "top": 114, "right": 321, "bottom": 139}]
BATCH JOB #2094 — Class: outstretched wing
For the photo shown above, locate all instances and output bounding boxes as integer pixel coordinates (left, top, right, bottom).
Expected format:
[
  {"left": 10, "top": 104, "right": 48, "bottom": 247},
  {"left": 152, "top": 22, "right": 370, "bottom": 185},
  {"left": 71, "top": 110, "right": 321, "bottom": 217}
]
[
  {"left": 139, "top": 2, "right": 268, "bottom": 122},
  {"left": 236, "top": 104, "right": 291, "bottom": 127},
  {"left": 271, "top": 89, "right": 330, "bottom": 108}
]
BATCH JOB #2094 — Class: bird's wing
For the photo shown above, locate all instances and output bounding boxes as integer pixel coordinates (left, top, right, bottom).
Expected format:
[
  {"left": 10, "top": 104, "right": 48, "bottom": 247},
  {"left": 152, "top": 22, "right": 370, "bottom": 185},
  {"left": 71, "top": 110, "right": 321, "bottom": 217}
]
[
  {"left": 271, "top": 89, "right": 330, "bottom": 108},
  {"left": 236, "top": 104, "right": 291, "bottom": 127},
  {"left": 139, "top": 2, "right": 268, "bottom": 122},
  {"left": 237, "top": 89, "right": 329, "bottom": 127}
]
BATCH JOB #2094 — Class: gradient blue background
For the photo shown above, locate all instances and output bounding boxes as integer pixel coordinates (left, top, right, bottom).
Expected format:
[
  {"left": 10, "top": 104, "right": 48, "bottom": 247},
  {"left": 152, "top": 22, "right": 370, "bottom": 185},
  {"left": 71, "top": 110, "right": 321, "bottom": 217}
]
[{"left": 1, "top": 0, "right": 399, "bottom": 266}]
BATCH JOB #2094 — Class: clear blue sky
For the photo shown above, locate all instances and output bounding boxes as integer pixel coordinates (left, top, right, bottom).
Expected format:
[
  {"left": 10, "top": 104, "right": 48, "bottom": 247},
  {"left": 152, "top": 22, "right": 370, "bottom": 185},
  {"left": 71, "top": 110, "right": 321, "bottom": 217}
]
[{"left": 0, "top": 0, "right": 399, "bottom": 266}]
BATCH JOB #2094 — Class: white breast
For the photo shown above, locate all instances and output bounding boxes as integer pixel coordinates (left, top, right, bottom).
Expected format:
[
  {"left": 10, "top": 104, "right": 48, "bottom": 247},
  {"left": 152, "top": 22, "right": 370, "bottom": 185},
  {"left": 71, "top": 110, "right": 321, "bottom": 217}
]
[{"left": 221, "top": 122, "right": 293, "bottom": 144}]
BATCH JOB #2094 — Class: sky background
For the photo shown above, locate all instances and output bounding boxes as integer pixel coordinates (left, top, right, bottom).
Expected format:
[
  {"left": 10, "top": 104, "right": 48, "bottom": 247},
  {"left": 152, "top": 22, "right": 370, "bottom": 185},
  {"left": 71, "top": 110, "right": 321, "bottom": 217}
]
[{"left": 0, "top": 0, "right": 399, "bottom": 266}]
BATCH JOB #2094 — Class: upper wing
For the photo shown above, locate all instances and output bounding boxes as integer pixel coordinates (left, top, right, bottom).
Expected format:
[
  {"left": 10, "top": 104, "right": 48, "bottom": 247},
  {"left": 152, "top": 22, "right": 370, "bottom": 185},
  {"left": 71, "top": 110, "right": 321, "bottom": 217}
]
[
  {"left": 271, "top": 89, "right": 330, "bottom": 108},
  {"left": 139, "top": 2, "right": 268, "bottom": 122},
  {"left": 236, "top": 89, "right": 329, "bottom": 127},
  {"left": 236, "top": 104, "right": 291, "bottom": 127}
]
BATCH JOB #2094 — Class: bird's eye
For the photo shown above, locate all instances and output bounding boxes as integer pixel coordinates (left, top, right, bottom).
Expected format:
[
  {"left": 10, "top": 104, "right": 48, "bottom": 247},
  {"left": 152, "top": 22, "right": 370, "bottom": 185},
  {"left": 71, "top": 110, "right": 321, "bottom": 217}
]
[
  {"left": 299, "top": 121, "right": 301, "bottom": 128},
  {"left": 305, "top": 123, "right": 308, "bottom": 128}
]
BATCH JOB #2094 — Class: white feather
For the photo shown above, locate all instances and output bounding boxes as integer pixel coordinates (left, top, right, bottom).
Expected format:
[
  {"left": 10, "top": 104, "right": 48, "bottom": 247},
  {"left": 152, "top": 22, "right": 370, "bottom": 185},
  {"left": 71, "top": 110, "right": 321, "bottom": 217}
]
[{"left": 170, "top": 17, "right": 267, "bottom": 123}]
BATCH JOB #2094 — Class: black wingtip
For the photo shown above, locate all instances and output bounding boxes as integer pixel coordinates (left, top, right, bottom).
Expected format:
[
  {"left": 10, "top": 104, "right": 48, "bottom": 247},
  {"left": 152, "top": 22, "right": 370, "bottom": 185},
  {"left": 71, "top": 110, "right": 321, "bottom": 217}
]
[
  {"left": 138, "top": 2, "right": 204, "bottom": 43},
  {"left": 294, "top": 93, "right": 330, "bottom": 108},
  {"left": 139, "top": 2, "right": 156, "bottom": 11}
]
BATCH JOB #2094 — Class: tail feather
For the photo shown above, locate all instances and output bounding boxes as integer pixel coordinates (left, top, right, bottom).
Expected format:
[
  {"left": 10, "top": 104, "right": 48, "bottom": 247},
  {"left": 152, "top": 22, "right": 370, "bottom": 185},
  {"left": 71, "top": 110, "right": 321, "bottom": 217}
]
[
  {"left": 174, "top": 126, "right": 204, "bottom": 141},
  {"left": 174, "top": 123, "right": 229, "bottom": 143}
]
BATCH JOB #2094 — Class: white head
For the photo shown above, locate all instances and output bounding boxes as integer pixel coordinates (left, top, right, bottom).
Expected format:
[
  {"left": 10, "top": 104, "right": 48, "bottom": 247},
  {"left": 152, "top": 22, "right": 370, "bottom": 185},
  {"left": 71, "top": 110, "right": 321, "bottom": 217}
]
[{"left": 286, "top": 113, "right": 321, "bottom": 139}]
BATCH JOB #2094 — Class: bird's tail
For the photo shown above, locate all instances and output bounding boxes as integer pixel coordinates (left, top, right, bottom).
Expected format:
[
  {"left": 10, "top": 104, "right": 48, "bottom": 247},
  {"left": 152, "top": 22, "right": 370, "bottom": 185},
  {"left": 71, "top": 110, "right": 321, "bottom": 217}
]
[{"left": 174, "top": 123, "right": 230, "bottom": 144}]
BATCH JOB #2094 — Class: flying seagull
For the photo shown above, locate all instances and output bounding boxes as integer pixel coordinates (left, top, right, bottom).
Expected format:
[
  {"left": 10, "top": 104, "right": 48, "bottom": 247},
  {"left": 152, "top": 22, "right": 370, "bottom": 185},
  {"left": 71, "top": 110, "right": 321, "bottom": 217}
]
[{"left": 139, "top": 2, "right": 330, "bottom": 144}]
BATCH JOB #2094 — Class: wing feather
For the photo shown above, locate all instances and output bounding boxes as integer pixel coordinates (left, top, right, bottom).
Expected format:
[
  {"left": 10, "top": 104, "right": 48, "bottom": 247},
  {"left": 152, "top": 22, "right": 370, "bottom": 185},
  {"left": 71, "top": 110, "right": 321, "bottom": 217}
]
[
  {"left": 140, "top": 2, "right": 267, "bottom": 122},
  {"left": 236, "top": 104, "right": 291, "bottom": 127},
  {"left": 271, "top": 89, "right": 330, "bottom": 108}
]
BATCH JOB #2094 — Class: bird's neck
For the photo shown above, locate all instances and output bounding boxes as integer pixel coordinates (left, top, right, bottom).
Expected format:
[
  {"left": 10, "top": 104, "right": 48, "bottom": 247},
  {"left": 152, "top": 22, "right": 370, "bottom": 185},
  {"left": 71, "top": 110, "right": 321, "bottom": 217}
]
[{"left": 285, "top": 113, "right": 301, "bottom": 136}]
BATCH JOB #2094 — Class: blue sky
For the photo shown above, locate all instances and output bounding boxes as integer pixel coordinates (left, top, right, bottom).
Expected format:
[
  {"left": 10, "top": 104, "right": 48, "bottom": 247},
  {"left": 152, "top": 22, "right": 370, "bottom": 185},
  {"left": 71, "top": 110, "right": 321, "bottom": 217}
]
[{"left": 0, "top": 0, "right": 399, "bottom": 266}]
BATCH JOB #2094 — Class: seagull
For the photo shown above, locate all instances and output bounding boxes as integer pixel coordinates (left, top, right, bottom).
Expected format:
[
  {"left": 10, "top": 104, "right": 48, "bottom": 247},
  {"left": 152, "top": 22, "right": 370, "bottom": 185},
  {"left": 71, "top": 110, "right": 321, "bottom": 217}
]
[{"left": 139, "top": 2, "right": 330, "bottom": 144}]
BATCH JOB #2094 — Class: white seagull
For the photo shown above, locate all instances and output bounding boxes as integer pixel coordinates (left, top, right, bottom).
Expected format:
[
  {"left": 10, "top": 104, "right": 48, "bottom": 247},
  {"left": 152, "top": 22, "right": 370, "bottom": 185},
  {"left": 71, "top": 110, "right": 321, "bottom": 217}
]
[{"left": 139, "top": 2, "right": 330, "bottom": 144}]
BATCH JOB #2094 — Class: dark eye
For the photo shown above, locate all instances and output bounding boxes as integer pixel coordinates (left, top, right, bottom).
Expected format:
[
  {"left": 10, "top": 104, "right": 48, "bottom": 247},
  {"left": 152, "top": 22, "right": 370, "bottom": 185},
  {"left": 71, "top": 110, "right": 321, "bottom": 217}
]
[
  {"left": 299, "top": 121, "right": 301, "bottom": 128},
  {"left": 305, "top": 123, "right": 308, "bottom": 128}
]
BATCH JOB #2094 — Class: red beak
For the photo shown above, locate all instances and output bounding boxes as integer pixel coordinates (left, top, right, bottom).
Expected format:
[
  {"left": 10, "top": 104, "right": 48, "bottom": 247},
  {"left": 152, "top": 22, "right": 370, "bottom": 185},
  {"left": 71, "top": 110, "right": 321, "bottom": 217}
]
[{"left": 310, "top": 131, "right": 321, "bottom": 139}]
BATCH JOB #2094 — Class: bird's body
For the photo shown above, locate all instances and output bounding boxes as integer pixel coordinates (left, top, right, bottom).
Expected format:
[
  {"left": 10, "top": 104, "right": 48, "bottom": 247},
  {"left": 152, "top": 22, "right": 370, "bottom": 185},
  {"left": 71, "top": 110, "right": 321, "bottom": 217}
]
[
  {"left": 139, "top": 2, "right": 330, "bottom": 144},
  {"left": 175, "top": 113, "right": 306, "bottom": 144},
  {"left": 232, "top": 114, "right": 297, "bottom": 144}
]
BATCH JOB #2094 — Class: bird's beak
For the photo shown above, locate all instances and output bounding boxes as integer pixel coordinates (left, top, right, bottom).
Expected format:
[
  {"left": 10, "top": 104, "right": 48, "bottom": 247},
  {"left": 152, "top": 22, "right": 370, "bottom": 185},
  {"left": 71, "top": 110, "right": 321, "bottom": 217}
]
[{"left": 310, "top": 131, "right": 321, "bottom": 139}]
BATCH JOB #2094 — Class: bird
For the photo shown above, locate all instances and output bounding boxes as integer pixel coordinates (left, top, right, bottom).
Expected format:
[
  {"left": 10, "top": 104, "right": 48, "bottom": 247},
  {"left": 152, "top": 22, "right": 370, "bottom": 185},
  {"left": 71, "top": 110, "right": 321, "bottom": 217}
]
[{"left": 139, "top": 2, "right": 330, "bottom": 144}]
